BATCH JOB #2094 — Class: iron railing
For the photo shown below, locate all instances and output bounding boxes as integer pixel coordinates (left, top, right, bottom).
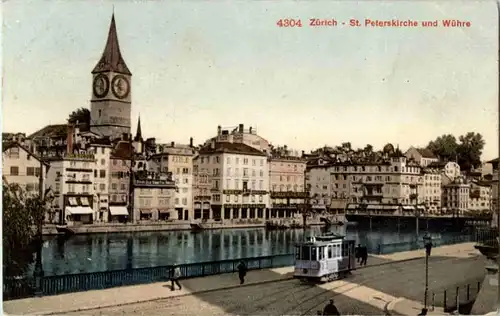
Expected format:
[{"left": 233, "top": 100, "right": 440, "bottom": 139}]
[
  {"left": 3, "top": 254, "right": 294, "bottom": 301},
  {"left": 429, "top": 281, "right": 482, "bottom": 313},
  {"left": 3, "top": 235, "right": 478, "bottom": 301}
]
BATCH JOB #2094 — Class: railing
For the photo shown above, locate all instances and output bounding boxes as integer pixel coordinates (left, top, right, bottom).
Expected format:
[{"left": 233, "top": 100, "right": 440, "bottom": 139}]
[
  {"left": 374, "top": 233, "right": 475, "bottom": 255},
  {"left": 429, "top": 281, "right": 482, "bottom": 314},
  {"left": 3, "top": 254, "right": 294, "bottom": 301},
  {"left": 475, "top": 227, "right": 498, "bottom": 246},
  {"left": 3, "top": 235, "right": 477, "bottom": 301}
]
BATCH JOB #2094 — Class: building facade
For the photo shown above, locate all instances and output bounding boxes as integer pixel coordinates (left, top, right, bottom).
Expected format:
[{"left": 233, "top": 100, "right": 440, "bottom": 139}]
[
  {"left": 108, "top": 140, "right": 133, "bottom": 221},
  {"left": 45, "top": 153, "right": 96, "bottom": 225},
  {"left": 89, "top": 143, "right": 113, "bottom": 222},
  {"left": 405, "top": 147, "right": 439, "bottom": 167},
  {"left": 150, "top": 141, "right": 195, "bottom": 220},
  {"left": 2, "top": 142, "right": 48, "bottom": 195},
  {"left": 269, "top": 154, "right": 308, "bottom": 218},
  {"left": 442, "top": 176, "right": 470, "bottom": 215},
  {"left": 133, "top": 172, "right": 176, "bottom": 222},
  {"left": 195, "top": 141, "right": 269, "bottom": 221}
]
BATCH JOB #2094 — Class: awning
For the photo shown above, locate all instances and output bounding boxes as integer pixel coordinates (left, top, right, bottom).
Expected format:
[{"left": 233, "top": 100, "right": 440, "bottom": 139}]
[
  {"left": 140, "top": 209, "right": 152, "bottom": 214},
  {"left": 367, "top": 205, "right": 380, "bottom": 210},
  {"left": 68, "top": 197, "right": 78, "bottom": 206},
  {"left": 159, "top": 209, "right": 171, "bottom": 213},
  {"left": 66, "top": 206, "right": 93, "bottom": 215},
  {"left": 347, "top": 204, "right": 358, "bottom": 210},
  {"left": 80, "top": 197, "right": 89, "bottom": 206},
  {"left": 109, "top": 206, "right": 129, "bottom": 216},
  {"left": 402, "top": 206, "right": 414, "bottom": 210}
]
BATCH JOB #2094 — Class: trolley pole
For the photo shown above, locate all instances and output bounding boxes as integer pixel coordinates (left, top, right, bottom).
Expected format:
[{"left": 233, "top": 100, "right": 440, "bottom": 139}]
[{"left": 496, "top": 1, "right": 500, "bottom": 312}]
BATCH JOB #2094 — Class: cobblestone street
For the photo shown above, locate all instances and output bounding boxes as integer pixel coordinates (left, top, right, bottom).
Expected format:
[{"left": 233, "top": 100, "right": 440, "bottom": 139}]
[{"left": 60, "top": 253, "right": 484, "bottom": 316}]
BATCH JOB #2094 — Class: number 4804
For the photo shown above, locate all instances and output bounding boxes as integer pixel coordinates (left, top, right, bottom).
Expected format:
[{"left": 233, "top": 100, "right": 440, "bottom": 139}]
[{"left": 276, "top": 19, "right": 303, "bottom": 27}]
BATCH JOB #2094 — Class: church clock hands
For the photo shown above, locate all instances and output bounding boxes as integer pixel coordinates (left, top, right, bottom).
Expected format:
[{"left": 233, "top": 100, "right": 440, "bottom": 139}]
[
  {"left": 111, "top": 75, "right": 130, "bottom": 99},
  {"left": 93, "top": 74, "right": 110, "bottom": 98}
]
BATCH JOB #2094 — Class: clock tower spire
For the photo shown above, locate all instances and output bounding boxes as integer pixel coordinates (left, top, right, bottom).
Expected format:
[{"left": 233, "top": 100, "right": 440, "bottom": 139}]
[{"left": 90, "top": 13, "right": 132, "bottom": 140}]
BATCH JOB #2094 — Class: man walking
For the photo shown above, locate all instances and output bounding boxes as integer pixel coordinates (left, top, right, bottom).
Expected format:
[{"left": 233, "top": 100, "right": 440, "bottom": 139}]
[
  {"left": 237, "top": 260, "right": 247, "bottom": 285},
  {"left": 360, "top": 245, "right": 368, "bottom": 266},
  {"left": 170, "top": 265, "right": 182, "bottom": 291}
]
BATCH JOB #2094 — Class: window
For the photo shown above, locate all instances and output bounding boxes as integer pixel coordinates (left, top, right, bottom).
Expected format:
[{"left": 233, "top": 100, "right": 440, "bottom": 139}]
[
  {"left": 226, "top": 195, "right": 230, "bottom": 202},
  {"left": 182, "top": 198, "right": 187, "bottom": 205},
  {"left": 328, "top": 245, "right": 333, "bottom": 258},
  {"left": 243, "top": 168, "right": 248, "bottom": 177},
  {"left": 94, "top": 170, "right": 98, "bottom": 177},
  {"left": 260, "top": 159, "right": 263, "bottom": 166},
  {"left": 101, "top": 159, "right": 105, "bottom": 165},
  {"left": 10, "top": 166, "right": 19, "bottom": 176},
  {"left": 113, "top": 160, "right": 117, "bottom": 166},
  {"left": 27, "top": 167, "right": 35, "bottom": 176},
  {"left": 100, "top": 183, "right": 106, "bottom": 191},
  {"left": 216, "top": 156, "right": 220, "bottom": 163},
  {"left": 100, "top": 170, "right": 106, "bottom": 178},
  {"left": 120, "top": 183, "right": 126, "bottom": 190},
  {"left": 112, "top": 183, "right": 117, "bottom": 190},
  {"left": 98, "top": 109, "right": 102, "bottom": 117},
  {"left": 35, "top": 168, "right": 41, "bottom": 177},
  {"left": 175, "top": 198, "right": 179, "bottom": 205},
  {"left": 259, "top": 195, "right": 263, "bottom": 202},
  {"left": 111, "top": 194, "right": 117, "bottom": 202},
  {"left": 243, "top": 158, "right": 248, "bottom": 165},
  {"left": 259, "top": 180, "right": 263, "bottom": 190},
  {"left": 227, "top": 168, "right": 231, "bottom": 176},
  {"left": 236, "top": 158, "right": 239, "bottom": 164},
  {"left": 260, "top": 170, "right": 263, "bottom": 177},
  {"left": 252, "top": 159, "right": 256, "bottom": 166}
]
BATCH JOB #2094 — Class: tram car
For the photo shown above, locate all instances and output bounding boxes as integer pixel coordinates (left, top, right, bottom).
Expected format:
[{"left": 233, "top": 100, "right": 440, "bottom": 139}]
[{"left": 294, "top": 233, "right": 356, "bottom": 283}]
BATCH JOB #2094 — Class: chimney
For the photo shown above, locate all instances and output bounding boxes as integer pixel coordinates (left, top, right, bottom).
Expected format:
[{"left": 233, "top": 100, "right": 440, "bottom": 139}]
[
  {"left": 302, "top": 150, "right": 305, "bottom": 157},
  {"left": 217, "top": 125, "right": 222, "bottom": 136},
  {"left": 189, "top": 137, "right": 193, "bottom": 147},
  {"left": 249, "top": 127, "right": 253, "bottom": 134},
  {"left": 211, "top": 139, "right": 216, "bottom": 149},
  {"left": 122, "top": 133, "right": 129, "bottom": 141},
  {"left": 171, "top": 141, "right": 175, "bottom": 147},
  {"left": 66, "top": 124, "right": 74, "bottom": 153},
  {"left": 238, "top": 124, "right": 244, "bottom": 133}
]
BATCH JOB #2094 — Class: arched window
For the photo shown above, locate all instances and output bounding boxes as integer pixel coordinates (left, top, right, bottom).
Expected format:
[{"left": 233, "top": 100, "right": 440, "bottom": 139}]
[{"left": 98, "top": 109, "right": 102, "bottom": 117}]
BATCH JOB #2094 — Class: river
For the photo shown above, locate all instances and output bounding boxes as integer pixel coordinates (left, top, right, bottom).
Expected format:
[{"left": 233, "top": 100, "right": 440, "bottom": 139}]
[{"left": 36, "top": 224, "right": 471, "bottom": 276}]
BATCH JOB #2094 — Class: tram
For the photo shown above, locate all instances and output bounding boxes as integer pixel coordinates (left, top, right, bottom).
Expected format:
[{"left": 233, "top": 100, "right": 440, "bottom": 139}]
[{"left": 294, "top": 233, "right": 356, "bottom": 282}]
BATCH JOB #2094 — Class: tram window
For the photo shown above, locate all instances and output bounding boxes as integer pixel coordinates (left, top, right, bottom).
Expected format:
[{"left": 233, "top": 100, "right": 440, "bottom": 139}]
[
  {"left": 319, "top": 246, "right": 324, "bottom": 260},
  {"left": 335, "top": 244, "right": 340, "bottom": 257},
  {"left": 327, "top": 245, "right": 333, "bottom": 258},
  {"left": 311, "top": 246, "right": 317, "bottom": 260},
  {"left": 302, "top": 246, "right": 310, "bottom": 260},
  {"left": 342, "top": 243, "right": 348, "bottom": 257},
  {"left": 295, "top": 246, "right": 300, "bottom": 259}
]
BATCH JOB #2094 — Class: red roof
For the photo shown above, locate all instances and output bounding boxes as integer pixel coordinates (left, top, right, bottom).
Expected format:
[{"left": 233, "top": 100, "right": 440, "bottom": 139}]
[{"left": 199, "top": 142, "right": 266, "bottom": 157}]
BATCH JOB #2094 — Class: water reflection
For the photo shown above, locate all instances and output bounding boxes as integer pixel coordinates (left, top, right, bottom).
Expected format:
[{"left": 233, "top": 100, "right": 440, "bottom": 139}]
[{"left": 37, "top": 225, "right": 464, "bottom": 276}]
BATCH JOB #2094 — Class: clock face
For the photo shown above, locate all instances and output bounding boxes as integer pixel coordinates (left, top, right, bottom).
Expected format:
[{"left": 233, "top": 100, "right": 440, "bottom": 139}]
[
  {"left": 111, "top": 75, "right": 130, "bottom": 100},
  {"left": 93, "top": 74, "right": 110, "bottom": 98}
]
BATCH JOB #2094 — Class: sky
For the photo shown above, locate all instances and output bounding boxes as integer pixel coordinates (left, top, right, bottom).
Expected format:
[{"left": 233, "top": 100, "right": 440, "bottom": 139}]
[{"left": 2, "top": 1, "right": 498, "bottom": 160}]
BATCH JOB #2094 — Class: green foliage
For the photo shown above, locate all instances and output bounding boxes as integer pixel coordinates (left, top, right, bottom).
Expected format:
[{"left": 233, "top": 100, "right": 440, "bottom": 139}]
[
  {"left": 67, "top": 107, "right": 91, "bottom": 131},
  {"left": 426, "top": 132, "right": 485, "bottom": 172},
  {"left": 2, "top": 182, "right": 51, "bottom": 277}
]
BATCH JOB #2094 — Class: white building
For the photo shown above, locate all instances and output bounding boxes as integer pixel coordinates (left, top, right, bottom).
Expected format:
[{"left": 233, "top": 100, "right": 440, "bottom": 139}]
[
  {"left": 45, "top": 153, "right": 96, "bottom": 225},
  {"left": 88, "top": 142, "right": 113, "bottom": 222},
  {"left": 306, "top": 164, "right": 332, "bottom": 211},
  {"left": 442, "top": 176, "right": 470, "bottom": 215},
  {"left": 421, "top": 167, "right": 442, "bottom": 214},
  {"left": 405, "top": 147, "right": 439, "bottom": 167},
  {"left": 195, "top": 141, "right": 269, "bottom": 221},
  {"left": 2, "top": 142, "right": 48, "bottom": 194},
  {"left": 150, "top": 140, "right": 195, "bottom": 220},
  {"left": 208, "top": 124, "right": 272, "bottom": 154},
  {"left": 469, "top": 181, "right": 492, "bottom": 213}
]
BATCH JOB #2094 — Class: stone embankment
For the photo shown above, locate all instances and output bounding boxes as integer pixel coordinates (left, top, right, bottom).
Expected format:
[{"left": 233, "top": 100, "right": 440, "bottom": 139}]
[{"left": 42, "top": 218, "right": 328, "bottom": 235}]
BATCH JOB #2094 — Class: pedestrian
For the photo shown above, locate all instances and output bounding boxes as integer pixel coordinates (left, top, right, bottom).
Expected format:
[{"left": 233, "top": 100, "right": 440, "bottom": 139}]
[
  {"left": 323, "top": 299, "right": 340, "bottom": 316},
  {"left": 355, "top": 244, "right": 362, "bottom": 263},
  {"left": 237, "top": 260, "right": 247, "bottom": 285},
  {"left": 360, "top": 245, "right": 368, "bottom": 266},
  {"left": 170, "top": 264, "right": 182, "bottom": 291}
]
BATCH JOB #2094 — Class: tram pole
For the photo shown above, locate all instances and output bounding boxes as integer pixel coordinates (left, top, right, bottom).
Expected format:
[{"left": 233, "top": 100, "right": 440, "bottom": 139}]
[{"left": 496, "top": 1, "right": 500, "bottom": 312}]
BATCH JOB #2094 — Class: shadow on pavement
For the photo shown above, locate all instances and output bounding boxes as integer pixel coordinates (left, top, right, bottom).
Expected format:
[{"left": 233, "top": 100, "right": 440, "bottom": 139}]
[{"left": 178, "top": 254, "right": 485, "bottom": 315}]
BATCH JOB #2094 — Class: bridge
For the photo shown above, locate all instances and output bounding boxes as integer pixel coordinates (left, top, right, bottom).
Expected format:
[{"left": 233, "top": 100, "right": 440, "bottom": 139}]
[{"left": 344, "top": 209, "right": 492, "bottom": 230}]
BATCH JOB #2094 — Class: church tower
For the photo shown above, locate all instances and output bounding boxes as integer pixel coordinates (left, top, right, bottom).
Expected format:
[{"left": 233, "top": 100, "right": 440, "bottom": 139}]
[{"left": 90, "top": 14, "right": 132, "bottom": 140}]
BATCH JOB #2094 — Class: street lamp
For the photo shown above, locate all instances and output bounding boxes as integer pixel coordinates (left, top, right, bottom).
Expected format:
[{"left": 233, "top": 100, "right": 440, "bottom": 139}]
[
  {"left": 34, "top": 149, "right": 45, "bottom": 295},
  {"left": 421, "top": 234, "right": 433, "bottom": 315}
]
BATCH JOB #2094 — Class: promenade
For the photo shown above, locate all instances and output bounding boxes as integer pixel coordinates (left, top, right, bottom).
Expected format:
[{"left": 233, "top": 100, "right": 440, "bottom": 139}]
[{"left": 4, "top": 242, "right": 483, "bottom": 315}]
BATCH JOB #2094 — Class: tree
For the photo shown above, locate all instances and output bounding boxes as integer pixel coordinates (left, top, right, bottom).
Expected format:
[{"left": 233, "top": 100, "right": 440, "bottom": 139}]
[
  {"left": 363, "top": 144, "right": 374, "bottom": 156},
  {"left": 457, "top": 132, "right": 485, "bottom": 172},
  {"left": 67, "top": 107, "right": 91, "bottom": 131},
  {"left": 426, "top": 134, "right": 458, "bottom": 162},
  {"left": 3, "top": 182, "right": 51, "bottom": 278}
]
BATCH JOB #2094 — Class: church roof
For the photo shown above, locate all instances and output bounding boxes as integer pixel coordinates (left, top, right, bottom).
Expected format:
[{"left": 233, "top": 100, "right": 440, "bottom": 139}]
[
  {"left": 92, "top": 14, "right": 132, "bottom": 76},
  {"left": 134, "top": 116, "right": 142, "bottom": 141}
]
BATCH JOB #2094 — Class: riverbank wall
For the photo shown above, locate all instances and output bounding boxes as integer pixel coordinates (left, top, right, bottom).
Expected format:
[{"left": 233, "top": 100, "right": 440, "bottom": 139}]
[{"left": 42, "top": 220, "right": 326, "bottom": 236}]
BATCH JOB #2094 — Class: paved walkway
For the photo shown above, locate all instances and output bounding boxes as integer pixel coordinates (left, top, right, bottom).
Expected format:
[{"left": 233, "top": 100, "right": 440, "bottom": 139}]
[{"left": 3, "top": 242, "right": 480, "bottom": 315}]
